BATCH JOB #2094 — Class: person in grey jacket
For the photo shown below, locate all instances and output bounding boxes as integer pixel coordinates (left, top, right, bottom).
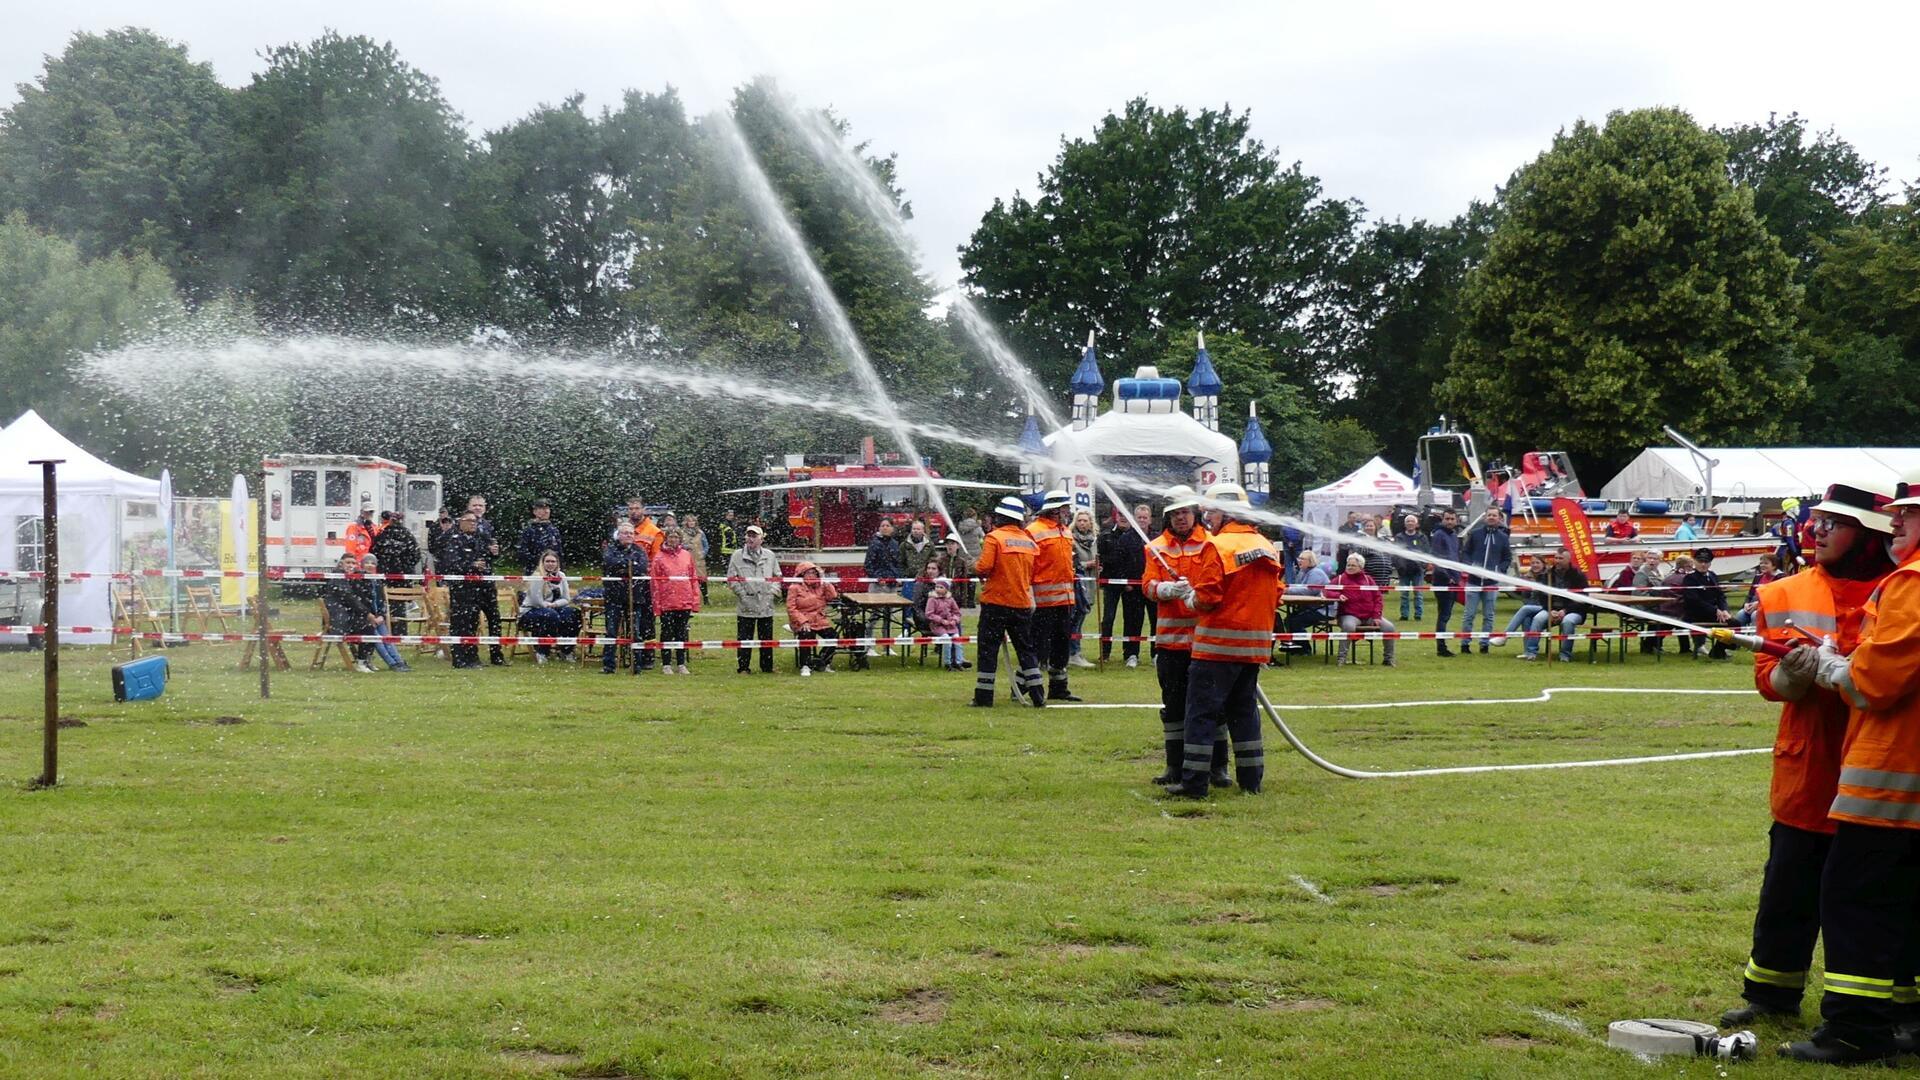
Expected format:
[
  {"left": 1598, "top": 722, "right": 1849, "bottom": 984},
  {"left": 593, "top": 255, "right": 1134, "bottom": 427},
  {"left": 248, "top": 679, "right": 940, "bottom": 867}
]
[
  {"left": 1458, "top": 508, "right": 1512, "bottom": 653},
  {"left": 727, "top": 524, "right": 782, "bottom": 673}
]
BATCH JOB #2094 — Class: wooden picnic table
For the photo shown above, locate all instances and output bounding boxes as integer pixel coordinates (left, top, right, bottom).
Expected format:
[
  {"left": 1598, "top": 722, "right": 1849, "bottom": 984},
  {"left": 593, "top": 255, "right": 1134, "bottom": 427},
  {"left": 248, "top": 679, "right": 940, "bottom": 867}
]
[
  {"left": 840, "top": 592, "right": 917, "bottom": 668},
  {"left": 1584, "top": 592, "right": 1673, "bottom": 664}
]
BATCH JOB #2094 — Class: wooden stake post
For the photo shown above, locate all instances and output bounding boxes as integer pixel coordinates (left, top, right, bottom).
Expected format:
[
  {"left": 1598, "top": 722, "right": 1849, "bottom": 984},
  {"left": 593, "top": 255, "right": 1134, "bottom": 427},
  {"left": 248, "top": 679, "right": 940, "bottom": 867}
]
[{"left": 30, "top": 458, "right": 62, "bottom": 788}]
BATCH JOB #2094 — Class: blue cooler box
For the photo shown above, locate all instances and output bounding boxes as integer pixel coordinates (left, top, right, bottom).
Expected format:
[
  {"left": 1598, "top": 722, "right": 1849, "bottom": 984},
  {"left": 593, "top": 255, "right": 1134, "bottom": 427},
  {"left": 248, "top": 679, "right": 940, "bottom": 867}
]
[{"left": 112, "top": 656, "right": 169, "bottom": 702}]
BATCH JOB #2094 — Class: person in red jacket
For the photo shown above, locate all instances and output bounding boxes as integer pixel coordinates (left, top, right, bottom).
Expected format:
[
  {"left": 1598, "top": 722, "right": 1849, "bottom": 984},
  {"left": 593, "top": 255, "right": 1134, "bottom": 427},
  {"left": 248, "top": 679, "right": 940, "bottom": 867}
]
[
  {"left": 651, "top": 527, "right": 701, "bottom": 675},
  {"left": 1719, "top": 482, "right": 1894, "bottom": 1031},
  {"left": 1328, "top": 552, "right": 1397, "bottom": 666}
]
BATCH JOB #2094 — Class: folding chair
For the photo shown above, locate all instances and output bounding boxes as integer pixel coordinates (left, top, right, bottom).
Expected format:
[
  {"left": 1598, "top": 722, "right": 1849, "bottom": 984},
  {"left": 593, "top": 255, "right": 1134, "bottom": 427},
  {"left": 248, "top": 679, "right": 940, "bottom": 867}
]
[
  {"left": 183, "top": 583, "right": 230, "bottom": 635},
  {"left": 310, "top": 605, "right": 356, "bottom": 670},
  {"left": 498, "top": 584, "right": 527, "bottom": 662}
]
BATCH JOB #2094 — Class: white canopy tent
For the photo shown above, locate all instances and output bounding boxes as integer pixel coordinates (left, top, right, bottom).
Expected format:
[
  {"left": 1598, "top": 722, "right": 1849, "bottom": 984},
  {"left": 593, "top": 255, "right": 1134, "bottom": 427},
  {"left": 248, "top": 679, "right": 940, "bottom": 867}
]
[
  {"left": 0, "top": 410, "right": 162, "bottom": 644},
  {"left": 1301, "top": 456, "right": 1436, "bottom": 553},
  {"left": 1601, "top": 447, "right": 1920, "bottom": 503}
]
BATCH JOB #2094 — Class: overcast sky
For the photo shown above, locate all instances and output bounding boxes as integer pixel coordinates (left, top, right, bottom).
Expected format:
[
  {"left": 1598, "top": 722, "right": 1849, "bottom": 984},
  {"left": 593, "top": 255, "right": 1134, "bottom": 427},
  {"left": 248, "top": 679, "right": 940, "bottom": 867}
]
[{"left": 5, "top": 1, "right": 1917, "bottom": 290}]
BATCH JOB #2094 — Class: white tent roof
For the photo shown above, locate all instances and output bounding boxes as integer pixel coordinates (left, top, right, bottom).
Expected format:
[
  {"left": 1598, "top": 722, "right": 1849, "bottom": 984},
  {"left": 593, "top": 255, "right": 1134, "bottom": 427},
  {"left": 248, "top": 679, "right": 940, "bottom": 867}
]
[
  {"left": 1042, "top": 409, "right": 1239, "bottom": 470},
  {"left": 1600, "top": 447, "right": 1920, "bottom": 502},
  {"left": 0, "top": 410, "right": 160, "bottom": 498},
  {"left": 1304, "top": 456, "right": 1418, "bottom": 502}
]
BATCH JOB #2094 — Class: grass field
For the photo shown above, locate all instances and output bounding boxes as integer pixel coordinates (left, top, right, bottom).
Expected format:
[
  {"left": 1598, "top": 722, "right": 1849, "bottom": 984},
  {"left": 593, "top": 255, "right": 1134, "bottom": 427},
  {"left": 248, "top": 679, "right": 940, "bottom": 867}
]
[{"left": 0, "top": 603, "right": 1876, "bottom": 1077}]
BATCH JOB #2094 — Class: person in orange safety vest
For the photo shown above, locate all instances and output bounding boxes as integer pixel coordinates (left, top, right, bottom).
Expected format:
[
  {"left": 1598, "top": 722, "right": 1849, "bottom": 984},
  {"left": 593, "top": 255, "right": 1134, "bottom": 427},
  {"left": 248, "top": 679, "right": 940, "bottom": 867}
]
[
  {"left": 969, "top": 495, "right": 1045, "bottom": 708},
  {"left": 1719, "top": 481, "right": 1895, "bottom": 1032},
  {"left": 1140, "top": 486, "right": 1228, "bottom": 787},
  {"left": 1167, "top": 481, "right": 1281, "bottom": 798},
  {"left": 1027, "top": 489, "right": 1081, "bottom": 702},
  {"left": 1781, "top": 477, "right": 1920, "bottom": 1064},
  {"left": 344, "top": 499, "right": 377, "bottom": 560}
]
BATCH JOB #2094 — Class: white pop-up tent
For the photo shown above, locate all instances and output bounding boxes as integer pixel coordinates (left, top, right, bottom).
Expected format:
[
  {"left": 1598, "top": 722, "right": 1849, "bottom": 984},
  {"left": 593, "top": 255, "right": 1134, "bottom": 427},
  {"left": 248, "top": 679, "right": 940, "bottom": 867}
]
[
  {"left": 0, "top": 410, "right": 162, "bottom": 644},
  {"left": 1300, "top": 456, "right": 1433, "bottom": 553},
  {"left": 1601, "top": 447, "right": 1920, "bottom": 502}
]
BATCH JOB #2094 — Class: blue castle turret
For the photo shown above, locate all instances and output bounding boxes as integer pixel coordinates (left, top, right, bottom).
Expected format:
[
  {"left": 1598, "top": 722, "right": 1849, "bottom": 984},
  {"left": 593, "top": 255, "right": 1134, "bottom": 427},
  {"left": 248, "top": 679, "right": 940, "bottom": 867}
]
[
  {"left": 1069, "top": 332, "right": 1104, "bottom": 430},
  {"left": 1017, "top": 411, "right": 1047, "bottom": 504},
  {"left": 1188, "top": 331, "right": 1222, "bottom": 432},
  {"left": 1239, "top": 402, "right": 1271, "bottom": 506}
]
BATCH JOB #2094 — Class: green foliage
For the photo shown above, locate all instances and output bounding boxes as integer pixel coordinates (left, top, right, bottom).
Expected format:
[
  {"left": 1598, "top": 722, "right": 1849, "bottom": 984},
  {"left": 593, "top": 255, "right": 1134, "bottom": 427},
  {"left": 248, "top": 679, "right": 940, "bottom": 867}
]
[
  {"left": 0, "top": 28, "right": 232, "bottom": 287},
  {"left": 218, "top": 32, "right": 482, "bottom": 327},
  {"left": 1714, "top": 112, "right": 1886, "bottom": 273},
  {"left": 1796, "top": 195, "right": 1920, "bottom": 437},
  {"left": 960, "top": 98, "right": 1363, "bottom": 396},
  {"left": 1332, "top": 205, "right": 1496, "bottom": 466},
  {"left": 0, "top": 212, "right": 181, "bottom": 435},
  {"left": 1442, "top": 108, "right": 1805, "bottom": 475},
  {"left": 1157, "top": 330, "right": 1376, "bottom": 503}
]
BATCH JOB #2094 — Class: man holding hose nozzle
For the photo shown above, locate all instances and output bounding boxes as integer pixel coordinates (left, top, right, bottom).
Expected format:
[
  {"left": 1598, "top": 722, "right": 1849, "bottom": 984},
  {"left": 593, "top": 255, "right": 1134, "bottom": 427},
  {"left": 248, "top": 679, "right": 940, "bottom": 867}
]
[
  {"left": 1717, "top": 482, "right": 1896, "bottom": 1040},
  {"left": 970, "top": 495, "right": 1046, "bottom": 708},
  {"left": 1027, "top": 490, "right": 1082, "bottom": 702},
  {"left": 1168, "top": 482, "right": 1282, "bottom": 798},
  {"left": 1773, "top": 477, "right": 1920, "bottom": 1065},
  {"left": 1139, "top": 486, "right": 1228, "bottom": 787}
]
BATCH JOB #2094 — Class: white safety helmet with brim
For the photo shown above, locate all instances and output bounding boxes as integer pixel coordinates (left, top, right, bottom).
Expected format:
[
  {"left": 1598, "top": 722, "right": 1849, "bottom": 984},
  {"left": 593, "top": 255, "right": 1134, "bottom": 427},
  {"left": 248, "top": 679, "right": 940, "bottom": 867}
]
[
  {"left": 1812, "top": 480, "right": 1896, "bottom": 534},
  {"left": 993, "top": 495, "right": 1030, "bottom": 522},
  {"left": 1038, "top": 488, "right": 1072, "bottom": 513},
  {"left": 1202, "top": 480, "right": 1250, "bottom": 506},
  {"left": 1889, "top": 472, "right": 1920, "bottom": 511},
  {"left": 1162, "top": 485, "right": 1202, "bottom": 513}
]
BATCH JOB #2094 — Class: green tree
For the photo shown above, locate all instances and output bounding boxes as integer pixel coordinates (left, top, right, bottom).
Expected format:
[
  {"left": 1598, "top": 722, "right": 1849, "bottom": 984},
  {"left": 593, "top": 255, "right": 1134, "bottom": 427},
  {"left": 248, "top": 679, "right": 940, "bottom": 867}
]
[
  {"left": 1797, "top": 195, "right": 1920, "bottom": 437},
  {"left": 0, "top": 28, "right": 233, "bottom": 289},
  {"left": 1714, "top": 112, "right": 1886, "bottom": 272},
  {"left": 467, "top": 89, "right": 697, "bottom": 331},
  {"left": 1441, "top": 108, "right": 1804, "bottom": 476},
  {"left": 960, "top": 98, "right": 1362, "bottom": 395},
  {"left": 218, "top": 32, "right": 481, "bottom": 327},
  {"left": 0, "top": 211, "right": 181, "bottom": 437},
  {"left": 1333, "top": 204, "right": 1496, "bottom": 467}
]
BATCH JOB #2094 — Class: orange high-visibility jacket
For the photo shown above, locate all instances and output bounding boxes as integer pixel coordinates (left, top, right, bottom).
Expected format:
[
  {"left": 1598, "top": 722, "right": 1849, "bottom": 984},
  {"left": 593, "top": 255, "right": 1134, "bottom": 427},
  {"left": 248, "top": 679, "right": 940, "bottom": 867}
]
[
  {"left": 1189, "top": 522, "right": 1283, "bottom": 664},
  {"left": 1140, "top": 525, "right": 1214, "bottom": 652},
  {"left": 633, "top": 518, "right": 665, "bottom": 557},
  {"left": 1830, "top": 558, "right": 1920, "bottom": 829},
  {"left": 1753, "top": 567, "right": 1880, "bottom": 834},
  {"left": 1027, "top": 519, "right": 1076, "bottom": 608},
  {"left": 344, "top": 518, "right": 375, "bottom": 559},
  {"left": 975, "top": 523, "right": 1038, "bottom": 609}
]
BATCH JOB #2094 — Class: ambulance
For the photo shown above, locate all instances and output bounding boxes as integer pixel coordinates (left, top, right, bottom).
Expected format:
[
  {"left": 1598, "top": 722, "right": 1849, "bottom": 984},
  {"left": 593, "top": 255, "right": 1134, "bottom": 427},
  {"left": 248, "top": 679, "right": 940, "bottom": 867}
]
[{"left": 262, "top": 455, "right": 441, "bottom": 573}]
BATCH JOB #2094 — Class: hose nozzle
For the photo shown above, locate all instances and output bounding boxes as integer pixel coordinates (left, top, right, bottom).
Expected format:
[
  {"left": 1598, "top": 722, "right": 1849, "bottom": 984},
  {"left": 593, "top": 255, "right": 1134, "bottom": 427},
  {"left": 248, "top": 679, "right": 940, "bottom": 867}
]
[{"left": 1713, "top": 626, "right": 1791, "bottom": 658}]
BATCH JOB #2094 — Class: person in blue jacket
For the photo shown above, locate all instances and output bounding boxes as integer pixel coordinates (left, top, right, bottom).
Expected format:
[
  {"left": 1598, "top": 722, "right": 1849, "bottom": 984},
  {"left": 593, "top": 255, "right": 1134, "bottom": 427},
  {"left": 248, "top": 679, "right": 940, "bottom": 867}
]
[
  {"left": 1427, "top": 510, "right": 1463, "bottom": 657},
  {"left": 1458, "top": 508, "right": 1512, "bottom": 653}
]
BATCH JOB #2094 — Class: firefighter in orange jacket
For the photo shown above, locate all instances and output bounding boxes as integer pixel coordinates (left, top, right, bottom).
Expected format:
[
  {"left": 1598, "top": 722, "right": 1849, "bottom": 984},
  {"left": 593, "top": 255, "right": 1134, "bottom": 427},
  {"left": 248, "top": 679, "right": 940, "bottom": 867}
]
[
  {"left": 344, "top": 500, "right": 377, "bottom": 559},
  {"left": 1140, "top": 486, "right": 1230, "bottom": 787},
  {"left": 1169, "top": 482, "right": 1281, "bottom": 797},
  {"left": 970, "top": 495, "right": 1045, "bottom": 708},
  {"left": 1783, "top": 478, "right": 1920, "bottom": 1064},
  {"left": 1027, "top": 489, "right": 1081, "bottom": 702},
  {"left": 1720, "top": 483, "right": 1895, "bottom": 1030}
]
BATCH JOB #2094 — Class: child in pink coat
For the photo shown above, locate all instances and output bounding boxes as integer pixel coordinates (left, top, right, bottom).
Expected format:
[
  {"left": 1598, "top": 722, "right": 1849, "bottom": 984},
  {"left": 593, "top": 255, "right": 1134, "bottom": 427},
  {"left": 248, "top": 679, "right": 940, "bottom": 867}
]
[{"left": 924, "top": 577, "right": 967, "bottom": 670}]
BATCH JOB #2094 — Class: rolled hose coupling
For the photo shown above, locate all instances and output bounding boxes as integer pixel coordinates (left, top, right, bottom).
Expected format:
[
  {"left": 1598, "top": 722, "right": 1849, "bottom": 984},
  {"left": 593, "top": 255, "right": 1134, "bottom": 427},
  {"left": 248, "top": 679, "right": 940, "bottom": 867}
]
[{"left": 1607, "top": 1019, "right": 1757, "bottom": 1061}]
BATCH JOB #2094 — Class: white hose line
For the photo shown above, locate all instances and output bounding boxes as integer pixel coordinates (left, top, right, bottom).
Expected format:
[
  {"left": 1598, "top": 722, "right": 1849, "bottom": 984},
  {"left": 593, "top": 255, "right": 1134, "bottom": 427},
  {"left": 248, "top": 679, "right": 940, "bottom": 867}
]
[
  {"left": 1250, "top": 686, "right": 1767, "bottom": 779},
  {"left": 1053, "top": 686, "right": 1751, "bottom": 712}
]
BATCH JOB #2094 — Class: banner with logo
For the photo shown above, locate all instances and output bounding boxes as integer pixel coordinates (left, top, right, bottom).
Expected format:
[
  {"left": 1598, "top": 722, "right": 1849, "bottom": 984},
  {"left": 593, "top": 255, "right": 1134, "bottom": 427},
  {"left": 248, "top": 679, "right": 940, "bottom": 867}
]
[{"left": 1550, "top": 497, "right": 1599, "bottom": 578}]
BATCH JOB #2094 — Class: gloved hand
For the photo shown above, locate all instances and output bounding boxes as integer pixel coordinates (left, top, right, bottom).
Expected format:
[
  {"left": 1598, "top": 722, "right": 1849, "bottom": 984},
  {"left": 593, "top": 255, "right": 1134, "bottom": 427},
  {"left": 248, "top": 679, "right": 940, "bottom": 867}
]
[
  {"left": 1769, "top": 643, "right": 1820, "bottom": 700},
  {"left": 1157, "top": 580, "right": 1195, "bottom": 603},
  {"left": 1812, "top": 641, "right": 1867, "bottom": 709}
]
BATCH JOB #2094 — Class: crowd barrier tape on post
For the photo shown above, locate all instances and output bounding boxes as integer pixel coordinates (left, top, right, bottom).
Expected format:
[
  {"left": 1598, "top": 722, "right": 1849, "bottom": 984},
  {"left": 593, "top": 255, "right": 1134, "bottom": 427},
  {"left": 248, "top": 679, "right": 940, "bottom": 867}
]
[
  {"left": 1, "top": 626, "right": 1701, "bottom": 649},
  {"left": 0, "top": 566, "right": 1735, "bottom": 593}
]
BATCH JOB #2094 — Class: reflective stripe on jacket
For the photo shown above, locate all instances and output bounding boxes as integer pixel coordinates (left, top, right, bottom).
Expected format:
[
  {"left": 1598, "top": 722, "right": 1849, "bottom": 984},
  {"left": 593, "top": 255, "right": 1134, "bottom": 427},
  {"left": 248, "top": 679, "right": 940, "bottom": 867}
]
[
  {"left": 1140, "top": 525, "right": 1213, "bottom": 651},
  {"left": 1027, "top": 520, "right": 1076, "bottom": 607},
  {"left": 1753, "top": 567, "right": 1878, "bottom": 834},
  {"left": 1190, "top": 523, "right": 1283, "bottom": 664},
  {"left": 975, "top": 525, "right": 1037, "bottom": 609},
  {"left": 1830, "top": 560, "right": 1920, "bottom": 828}
]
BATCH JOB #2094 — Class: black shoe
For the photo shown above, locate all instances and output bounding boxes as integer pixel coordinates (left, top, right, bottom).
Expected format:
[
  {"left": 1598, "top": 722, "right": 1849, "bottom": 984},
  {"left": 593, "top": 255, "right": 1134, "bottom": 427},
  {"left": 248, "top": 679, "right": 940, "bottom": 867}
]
[
  {"left": 1027, "top": 689, "right": 1047, "bottom": 708},
  {"left": 1478, "top": 645, "right": 1489, "bottom": 654},
  {"left": 1722, "top": 1001, "right": 1798, "bottom": 1027},
  {"left": 1779, "top": 1035, "right": 1895, "bottom": 1065},
  {"left": 1209, "top": 769, "right": 1234, "bottom": 789},
  {"left": 1436, "top": 644, "right": 1455, "bottom": 657},
  {"left": 737, "top": 667, "right": 751, "bottom": 674},
  {"left": 1151, "top": 770, "right": 1180, "bottom": 785},
  {"left": 971, "top": 690, "right": 994, "bottom": 708},
  {"left": 1165, "top": 781, "right": 1209, "bottom": 799},
  {"left": 1048, "top": 690, "right": 1083, "bottom": 703},
  {"left": 489, "top": 650, "right": 506, "bottom": 666},
  {"left": 1894, "top": 1025, "right": 1920, "bottom": 1056}
]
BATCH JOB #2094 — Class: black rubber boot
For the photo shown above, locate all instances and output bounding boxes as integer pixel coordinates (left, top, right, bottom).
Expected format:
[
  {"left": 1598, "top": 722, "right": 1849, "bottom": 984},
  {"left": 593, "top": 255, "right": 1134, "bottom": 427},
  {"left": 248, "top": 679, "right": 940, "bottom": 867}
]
[
  {"left": 1236, "top": 766, "right": 1263, "bottom": 794},
  {"left": 1027, "top": 686, "right": 1046, "bottom": 708},
  {"left": 1778, "top": 1034, "right": 1895, "bottom": 1065},
  {"left": 1047, "top": 680, "right": 1082, "bottom": 703},
  {"left": 1166, "top": 771, "right": 1209, "bottom": 798},
  {"left": 489, "top": 646, "right": 506, "bottom": 665},
  {"left": 1721, "top": 1001, "right": 1798, "bottom": 1027},
  {"left": 1436, "top": 643, "right": 1455, "bottom": 657},
  {"left": 970, "top": 689, "right": 995, "bottom": 708},
  {"left": 1153, "top": 740, "right": 1182, "bottom": 785},
  {"left": 1210, "top": 741, "right": 1232, "bottom": 788}
]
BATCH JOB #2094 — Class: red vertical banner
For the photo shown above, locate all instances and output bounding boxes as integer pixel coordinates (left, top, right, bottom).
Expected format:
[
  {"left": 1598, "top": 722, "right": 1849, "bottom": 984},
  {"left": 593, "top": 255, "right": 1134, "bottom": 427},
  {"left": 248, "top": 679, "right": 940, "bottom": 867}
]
[{"left": 1550, "top": 498, "right": 1599, "bottom": 578}]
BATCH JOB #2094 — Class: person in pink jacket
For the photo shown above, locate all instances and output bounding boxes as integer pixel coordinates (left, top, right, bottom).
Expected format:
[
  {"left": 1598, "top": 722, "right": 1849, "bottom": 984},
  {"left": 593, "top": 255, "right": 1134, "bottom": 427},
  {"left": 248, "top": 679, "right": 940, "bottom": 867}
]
[
  {"left": 651, "top": 527, "right": 702, "bottom": 674},
  {"left": 924, "top": 577, "right": 968, "bottom": 670},
  {"left": 786, "top": 561, "right": 839, "bottom": 676},
  {"left": 1328, "top": 551, "right": 1397, "bottom": 667}
]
